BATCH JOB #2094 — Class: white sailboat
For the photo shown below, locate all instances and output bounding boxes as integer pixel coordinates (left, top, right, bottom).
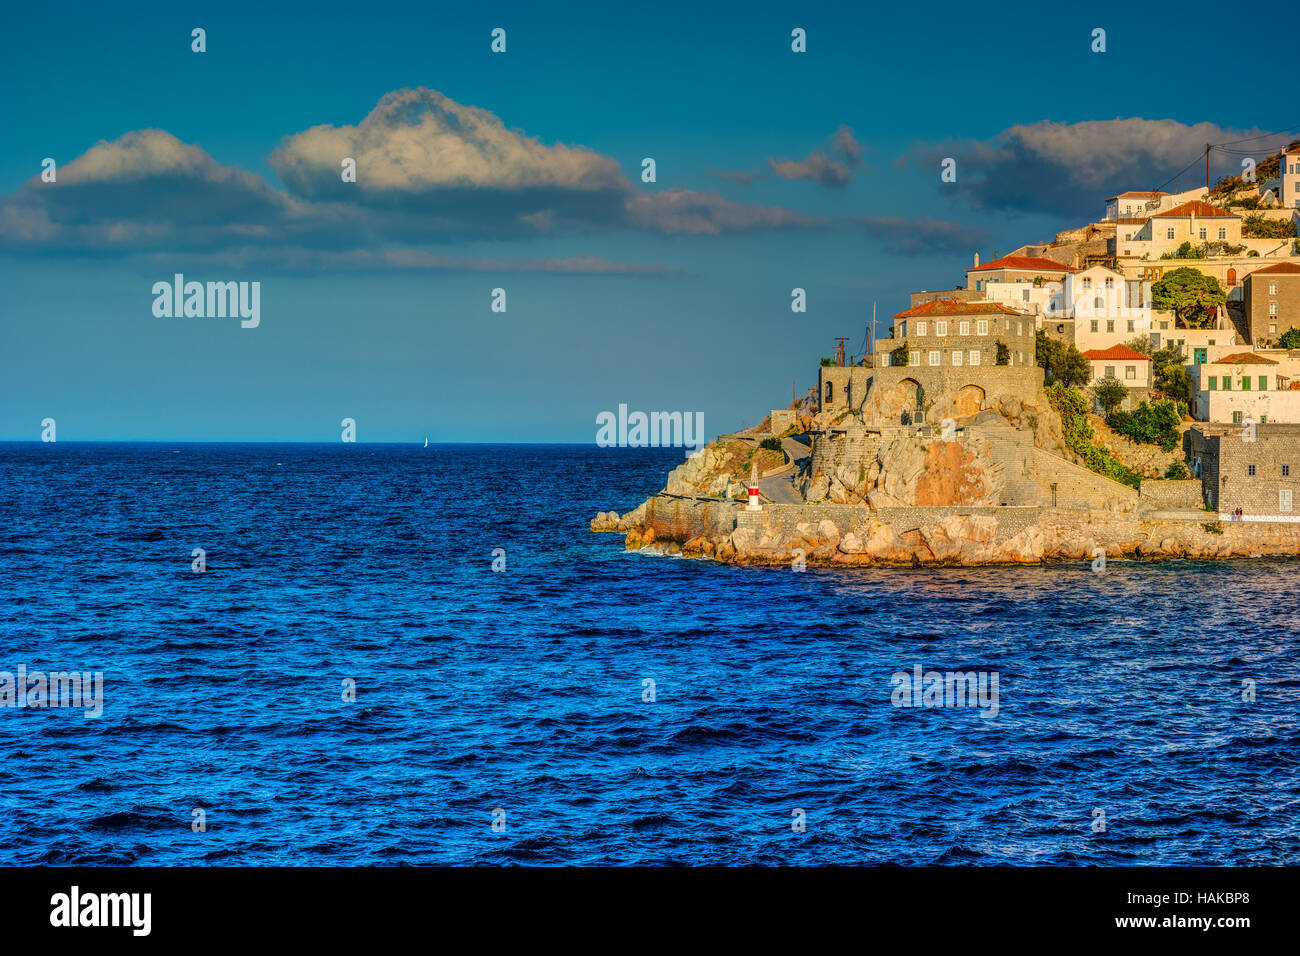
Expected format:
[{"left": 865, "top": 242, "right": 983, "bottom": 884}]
[{"left": 423, "top": 437, "right": 428, "bottom": 448}]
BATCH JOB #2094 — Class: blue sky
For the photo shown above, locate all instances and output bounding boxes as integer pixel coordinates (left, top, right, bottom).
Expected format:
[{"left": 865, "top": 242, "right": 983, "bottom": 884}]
[{"left": 2, "top": 0, "right": 1295, "bottom": 441}]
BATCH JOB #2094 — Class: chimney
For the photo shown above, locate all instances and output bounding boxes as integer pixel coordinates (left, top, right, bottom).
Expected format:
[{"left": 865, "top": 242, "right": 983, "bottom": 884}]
[{"left": 973, "top": 252, "right": 980, "bottom": 268}]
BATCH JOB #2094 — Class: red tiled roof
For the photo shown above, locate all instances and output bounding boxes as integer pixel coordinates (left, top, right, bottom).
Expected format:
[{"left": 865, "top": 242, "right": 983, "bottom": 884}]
[
  {"left": 967, "top": 254, "right": 1075, "bottom": 273},
  {"left": 1082, "top": 345, "right": 1150, "bottom": 361},
  {"left": 1107, "top": 191, "right": 1169, "bottom": 200},
  {"left": 1152, "top": 200, "right": 1237, "bottom": 219},
  {"left": 1213, "top": 352, "right": 1278, "bottom": 365},
  {"left": 892, "top": 299, "right": 1028, "bottom": 319},
  {"left": 1248, "top": 262, "right": 1300, "bottom": 276}
]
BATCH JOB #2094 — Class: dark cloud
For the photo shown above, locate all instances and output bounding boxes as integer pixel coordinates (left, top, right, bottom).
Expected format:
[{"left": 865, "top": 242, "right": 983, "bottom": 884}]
[
  {"left": 855, "top": 215, "right": 988, "bottom": 256},
  {"left": 914, "top": 118, "right": 1297, "bottom": 220}
]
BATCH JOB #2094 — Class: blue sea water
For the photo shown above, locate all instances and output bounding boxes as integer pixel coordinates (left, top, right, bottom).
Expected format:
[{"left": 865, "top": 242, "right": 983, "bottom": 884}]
[{"left": 0, "top": 442, "right": 1297, "bottom": 866}]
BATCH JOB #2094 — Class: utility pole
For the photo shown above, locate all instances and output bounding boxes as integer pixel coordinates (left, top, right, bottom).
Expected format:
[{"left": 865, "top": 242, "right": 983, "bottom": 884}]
[
  {"left": 834, "top": 337, "right": 848, "bottom": 367},
  {"left": 1205, "top": 143, "right": 1211, "bottom": 191}
]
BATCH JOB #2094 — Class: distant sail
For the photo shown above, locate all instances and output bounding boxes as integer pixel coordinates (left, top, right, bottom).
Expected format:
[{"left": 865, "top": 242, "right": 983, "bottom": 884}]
[{"left": 424, "top": 438, "right": 428, "bottom": 448}]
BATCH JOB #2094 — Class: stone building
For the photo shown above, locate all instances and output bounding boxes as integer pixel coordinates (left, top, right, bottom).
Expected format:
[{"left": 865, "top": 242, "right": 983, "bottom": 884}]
[
  {"left": 1242, "top": 261, "right": 1300, "bottom": 344},
  {"left": 869, "top": 300, "right": 1042, "bottom": 425},
  {"left": 1189, "top": 423, "right": 1300, "bottom": 517}
]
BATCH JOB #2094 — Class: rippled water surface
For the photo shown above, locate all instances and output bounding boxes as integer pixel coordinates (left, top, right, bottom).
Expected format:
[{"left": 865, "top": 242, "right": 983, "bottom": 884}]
[{"left": 1, "top": 442, "right": 1297, "bottom": 865}]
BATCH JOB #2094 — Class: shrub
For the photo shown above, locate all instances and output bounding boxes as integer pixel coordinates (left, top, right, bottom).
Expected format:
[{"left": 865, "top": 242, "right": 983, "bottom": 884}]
[
  {"left": 890, "top": 342, "right": 910, "bottom": 366},
  {"left": 1242, "top": 214, "right": 1297, "bottom": 239},
  {"left": 1106, "top": 399, "right": 1181, "bottom": 452},
  {"left": 1202, "top": 521, "right": 1224, "bottom": 535},
  {"left": 759, "top": 436, "right": 783, "bottom": 452},
  {"left": 995, "top": 340, "right": 1010, "bottom": 366},
  {"left": 1279, "top": 327, "right": 1300, "bottom": 350},
  {"left": 1165, "top": 460, "right": 1190, "bottom": 480}
]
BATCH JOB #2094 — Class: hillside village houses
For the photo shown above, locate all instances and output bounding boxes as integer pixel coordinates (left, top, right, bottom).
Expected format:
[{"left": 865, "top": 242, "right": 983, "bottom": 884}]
[{"left": 808, "top": 148, "right": 1300, "bottom": 517}]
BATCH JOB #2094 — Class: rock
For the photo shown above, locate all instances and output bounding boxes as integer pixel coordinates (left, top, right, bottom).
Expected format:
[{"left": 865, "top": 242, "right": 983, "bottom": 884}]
[
  {"left": 816, "top": 519, "right": 841, "bottom": 545},
  {"left": 590, "top": 511, "right": 621, "bottom": 532}
]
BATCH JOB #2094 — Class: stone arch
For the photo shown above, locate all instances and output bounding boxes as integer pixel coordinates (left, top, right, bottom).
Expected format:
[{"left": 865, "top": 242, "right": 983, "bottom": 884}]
[
  {"left": 881, "top": 377, "right": 924, "bottom": 424},
  {"left": 950, "top": 384, "right": 986, "bottom": 418}
]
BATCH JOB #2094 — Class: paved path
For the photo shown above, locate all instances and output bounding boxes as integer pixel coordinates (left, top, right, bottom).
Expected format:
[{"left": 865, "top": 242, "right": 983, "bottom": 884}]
[{"left": 757, "top": 465, "right": 804, "bottom": 504}]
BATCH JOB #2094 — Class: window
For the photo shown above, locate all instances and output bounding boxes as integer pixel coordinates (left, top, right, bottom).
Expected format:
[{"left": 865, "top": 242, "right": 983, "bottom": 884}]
[
  {"left": 1269, "top": 302, "right": 1278, "bottom": 316},
  {"left": 1094, "top": 297, "right": 1104, "bottom": 310},
  {"left": 1198, "top": 227, "right": 1207, "bottom": 240},
  {"left": 1127, "top": 320, "right": 1135, "bottom": 332},
  {"left": 1105, "top": 365, "right": 1115, "bottom": 378},
  {"left": 825, "top": 382, "right": 834, "bottom": 401},
  {"left": 916, "top": 321, "right": 927, "bottom": 336},
  {"left": 1282, "top": 489, "right": 1294, "bottom": 513},
  {"left": 1233, "top": 410, "right": 1243, "bottom": 423},
  {"left": 969, "top": 350, "right": 981, "bottom": 365},
  {"left": 899, "top": 321, "right": 907, "bottom": 337},
  {"left": 1082, "top": 277, "right": 1092, "bottom": 289},
  {"left": 1090, "top": 320, "right": 1098, "bottom": 332},
  {"left": 952, "top": 350, "right": 963, "bottom": 366},
  {"left": 1126, "top": 365, "right": 1136, "bottom": 380},
  {"left": 936, "top": 321, "right": 948, "bottom": 336},
  {"left": 1217, "top": 227, "right": 1226, "bottom": 240},
  {"left": 959, "top": 321, "right": 970, "bottom": 336},
  {"left": 1222, "top": 376, "right": 1231, "bottom": 390},
  {"left": 1259, "top": 376, "right": 1268, "bottom": 391},
  {"left": 1167, "top": 228, "right": 1175, "bottom": 239},
  {"left": 1270, "top": 324, "right": 1278, "bottom": 334},
  {"left": 1208, "top": 376, "right": 1217, "bottom": 390},
  {"left": 1269, "top": 282, "right": 1278, "bottom": 295},
  {"left": 1242, "top": 377, "right": 1252, "bottom": 390},
  {"left": 1194, "top": 348, "right": 1206, "bottom": 364},
  {"left": 1105, "top": 277, "right": 1114, "bottom": 289},
  {"left": 1247, "top": 463, "right": 1256, "bottom": 476},
  {"left": 928, "top": 350, "right": 940, "bottom": 366},
  {"left": 909, "top": 350, "right": 919, "bottom": 366},
  {"left": 977, "top": 319, "right": 988, "bottom": 335},
  {"left": 1106, "top": 320, "right": 1115, "bottom": 332},
  {"left": 1283, "top": 464, "right": 1291, "bottom": 477},
  {"left": 1022, "top": 290, "right": 1030, "bottom": 302}
]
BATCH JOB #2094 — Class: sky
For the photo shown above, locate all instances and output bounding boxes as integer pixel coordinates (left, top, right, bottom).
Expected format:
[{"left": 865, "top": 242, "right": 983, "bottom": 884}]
[{"left": 2, "top": 0, "right": 1296, "bottom": 442}]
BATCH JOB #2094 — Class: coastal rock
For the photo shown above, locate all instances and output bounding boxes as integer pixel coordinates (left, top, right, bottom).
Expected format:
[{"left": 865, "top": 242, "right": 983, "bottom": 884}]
[{"left": 590, "top": 511, "right": 621, "bottom": 532}]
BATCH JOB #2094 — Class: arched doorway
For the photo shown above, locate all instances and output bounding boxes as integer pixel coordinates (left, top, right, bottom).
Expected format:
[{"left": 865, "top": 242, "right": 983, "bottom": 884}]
[
  {"left": 882, "top": 378, "right": 924, "bottom": 424},
  {"left": 951, "top": 384, "right": 985, "bottom": 418}
]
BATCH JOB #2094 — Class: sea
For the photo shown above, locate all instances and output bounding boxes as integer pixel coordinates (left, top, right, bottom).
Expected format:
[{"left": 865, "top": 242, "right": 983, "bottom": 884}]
[{"left": 0, "top": 442, "right": 1297, "bottom": 865}]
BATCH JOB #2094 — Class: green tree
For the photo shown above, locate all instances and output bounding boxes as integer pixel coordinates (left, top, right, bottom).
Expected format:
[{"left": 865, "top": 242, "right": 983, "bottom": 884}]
[
  {"left": 1092, "top": 376, "right": 1128, "bottom": 415},
  {"left": 1151, "top": 267, "right": 1227, "bottom": 329},
  {"left": 1035, "top": 330, "right": 1090, "bottom": 386},
  {"left": 995, "top": 340, "right": 1010, "bottom": 366},
  {"left": 1279, "top": 327, "right": 1300, "bottom": 350}
]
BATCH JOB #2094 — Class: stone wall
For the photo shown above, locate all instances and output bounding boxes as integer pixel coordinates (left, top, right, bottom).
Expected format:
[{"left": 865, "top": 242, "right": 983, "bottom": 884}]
[{"left": 1139, "top": 479, "right": 1203, "bottom": 509}]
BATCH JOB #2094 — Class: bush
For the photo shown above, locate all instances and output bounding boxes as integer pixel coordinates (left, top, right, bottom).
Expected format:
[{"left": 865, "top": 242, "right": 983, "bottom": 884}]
[
  {"left": 759, "top": 436, "right": 783, "bottom": 452},
  {"left": 1279, "top": 327, "right": 1300, "bottom": 350},
  {"left": 1242, "top": 214, "right": 1297, "bottom": 239},
  {"left": 820, "top": 357, "right": 833, "bottom": 367},
  {"left": 995, "top": 340, "right": 1010, "bottom": 366},
  {"left": 1106, "top": 399, "right": 1181, "bottom": 451},
  {"left": 890, "top": 342, "right": 910, "bottom": 366},
  {"left": 1165, "top": 460, "right": 1190, "bottom": 479}
]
